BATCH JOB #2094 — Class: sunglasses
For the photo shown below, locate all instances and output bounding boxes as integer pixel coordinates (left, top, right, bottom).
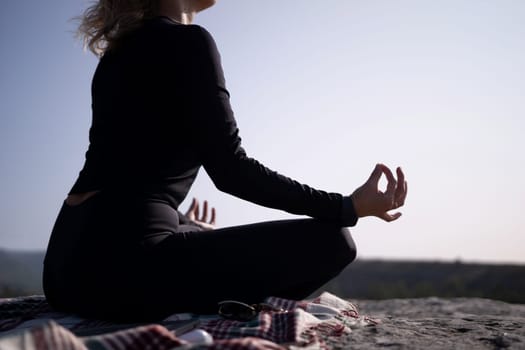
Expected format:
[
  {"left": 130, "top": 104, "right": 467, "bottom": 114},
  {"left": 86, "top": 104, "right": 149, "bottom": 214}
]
[{"left": 218, "top": 300, "right": 288, "bottom": 321}]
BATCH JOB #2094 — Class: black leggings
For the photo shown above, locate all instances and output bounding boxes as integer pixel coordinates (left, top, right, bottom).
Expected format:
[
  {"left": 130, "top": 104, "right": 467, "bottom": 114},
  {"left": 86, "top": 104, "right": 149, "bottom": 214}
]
[{"left": 43, "top": 191, "right": 357, "bottom": 322}]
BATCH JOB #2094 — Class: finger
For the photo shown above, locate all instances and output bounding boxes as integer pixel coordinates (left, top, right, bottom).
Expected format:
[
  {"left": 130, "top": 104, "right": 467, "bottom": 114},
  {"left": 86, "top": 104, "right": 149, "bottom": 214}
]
[
  {"left": 380, "top": 211, "right": 402, "bottom": 222},
  {"left": 398, "top": 180, "right": 407, "bottom": 207},
  {"left": 396, "top": 167, "right": 405, "bottom": 191},
  {"left": 381, "top": 165, "right": 397, "bottom": 197},
  {"left": 185, "top": 197, "right": 197, "bottom": 216},
  {"left": 367, "top": 163, "right": 383, "bottom": 186},
  {"left": 400, "top": 180, "right": 408, "bottom": 206},
  {"left": 394, "top": 167, "right": 406, "bottom": 205},
  {"left": 210, "top": 207, "right": 216, "bottom": 225},
  {"left": 201, "top": 200, "right": 208, "bottom": 222},
  {"left": 194, "top": 198, "right": 200, "bottom": 219}
]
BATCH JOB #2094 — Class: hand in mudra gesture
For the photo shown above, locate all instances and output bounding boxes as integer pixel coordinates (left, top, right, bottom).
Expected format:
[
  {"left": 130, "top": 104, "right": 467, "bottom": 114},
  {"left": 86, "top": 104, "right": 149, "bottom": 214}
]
[
  {"left": 351, "top": 164, "right": 408, "bottom": 222},
  {"left": 185, "top": 197, "right": 217, "bottom": 230}
]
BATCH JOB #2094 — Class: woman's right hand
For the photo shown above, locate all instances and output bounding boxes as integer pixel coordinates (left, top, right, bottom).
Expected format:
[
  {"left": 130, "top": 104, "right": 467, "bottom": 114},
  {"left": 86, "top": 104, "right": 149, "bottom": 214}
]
[
  {"left": 350, "top": 164, "right": 408, "bottom": 222},
  {"left": 185, "top": 197, "right": 217, "bottom": 230}
]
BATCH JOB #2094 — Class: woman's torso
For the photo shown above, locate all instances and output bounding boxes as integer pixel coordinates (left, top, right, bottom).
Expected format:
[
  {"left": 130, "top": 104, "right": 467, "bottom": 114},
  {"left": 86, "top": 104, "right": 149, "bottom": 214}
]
[{"left": 69, "top": 17, "right": 208, "bottom": 209}]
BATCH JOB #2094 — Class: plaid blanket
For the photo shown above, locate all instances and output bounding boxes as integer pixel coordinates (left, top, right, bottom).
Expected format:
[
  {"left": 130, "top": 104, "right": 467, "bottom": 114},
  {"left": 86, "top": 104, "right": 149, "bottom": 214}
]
[{"left": 0, "top": 292, "right": 378, "bottom": 349}]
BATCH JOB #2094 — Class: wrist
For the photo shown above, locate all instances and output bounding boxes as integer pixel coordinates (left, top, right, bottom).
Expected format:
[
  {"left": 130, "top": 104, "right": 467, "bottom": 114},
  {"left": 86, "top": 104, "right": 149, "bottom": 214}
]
[
  {"left": 349, "top": 193, "right": 362, "bottom": 218},
  {"left": 341, "top": 195, "right": 359, "bottom": 227}
]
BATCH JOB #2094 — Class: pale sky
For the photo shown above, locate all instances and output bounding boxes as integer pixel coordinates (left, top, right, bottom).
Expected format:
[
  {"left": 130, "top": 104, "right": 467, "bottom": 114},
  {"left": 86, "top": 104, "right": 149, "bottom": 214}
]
[{"left": 1, "top": 0, "right": 524, "bottom": 263}]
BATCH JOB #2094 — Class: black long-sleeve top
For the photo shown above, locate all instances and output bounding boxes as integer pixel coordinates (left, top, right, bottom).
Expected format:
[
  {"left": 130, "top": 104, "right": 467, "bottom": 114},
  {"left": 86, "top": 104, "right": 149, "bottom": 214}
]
[{"left": 69, "top": 16, "right": 358, "bottom": 227}]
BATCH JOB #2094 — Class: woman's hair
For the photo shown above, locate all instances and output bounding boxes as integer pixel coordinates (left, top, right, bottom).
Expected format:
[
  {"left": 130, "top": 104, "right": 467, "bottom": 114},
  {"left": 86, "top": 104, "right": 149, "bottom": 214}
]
[{"left": 77, "top": 0, "right": 158, "bottom": 56}]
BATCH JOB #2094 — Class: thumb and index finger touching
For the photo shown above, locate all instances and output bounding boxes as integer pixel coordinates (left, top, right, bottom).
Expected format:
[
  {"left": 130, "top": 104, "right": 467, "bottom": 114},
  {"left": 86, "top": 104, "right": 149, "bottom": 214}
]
[
  {"left": 365, "top": 163, "right": 406, "bottom": 222},
  {"left": 367, "top": 163, "right": 397, "bottom": 194}
]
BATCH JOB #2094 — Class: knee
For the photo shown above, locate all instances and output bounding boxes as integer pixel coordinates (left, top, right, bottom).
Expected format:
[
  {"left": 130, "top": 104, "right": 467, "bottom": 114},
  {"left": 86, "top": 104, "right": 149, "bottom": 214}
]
[
  {"left": 331, "top": 227, "right": 357, "bottom": 271},
  {"left": 305, "top": 220, "right": 357, "bottom": 268}
]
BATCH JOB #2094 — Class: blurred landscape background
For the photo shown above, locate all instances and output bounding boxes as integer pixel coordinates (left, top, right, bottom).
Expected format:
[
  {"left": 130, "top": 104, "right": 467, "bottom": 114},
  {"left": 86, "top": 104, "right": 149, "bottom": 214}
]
[{"left": 2, "top": 248, "right": 524, "bottom": 304}]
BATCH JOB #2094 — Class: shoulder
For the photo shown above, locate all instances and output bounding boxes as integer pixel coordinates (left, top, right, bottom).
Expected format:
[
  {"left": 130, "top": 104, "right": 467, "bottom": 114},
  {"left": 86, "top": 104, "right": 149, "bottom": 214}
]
[
  {"left": 184, "top": 25, "right": 220, "bottom": 55},
  {"left": 186, "top": 25, "right": 216, "bottom": 43},
  {"left": 146, "top": 18, "right": 218, "bottom": 48},
  {"left": 139, "top": 20, "right": 223, "bottom": 69},
  {"left": 181, "top": 25, "right": 222, "bottom": 67}
]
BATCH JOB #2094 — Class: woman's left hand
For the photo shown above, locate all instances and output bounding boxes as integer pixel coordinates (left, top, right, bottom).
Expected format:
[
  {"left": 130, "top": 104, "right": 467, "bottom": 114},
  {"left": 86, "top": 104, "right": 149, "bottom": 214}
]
[
  {"left": 350, "top": 164, "right": 407, "bottom": 222},
  {"left": 185, "top": 197, "right": 217, "bottom": 230}
]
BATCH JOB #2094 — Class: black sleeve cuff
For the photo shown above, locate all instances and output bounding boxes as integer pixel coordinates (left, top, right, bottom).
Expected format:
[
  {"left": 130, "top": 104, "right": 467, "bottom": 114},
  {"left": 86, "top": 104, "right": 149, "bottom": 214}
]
[{"left": 341, "top": 195, "right": 359, "bottom": 227}]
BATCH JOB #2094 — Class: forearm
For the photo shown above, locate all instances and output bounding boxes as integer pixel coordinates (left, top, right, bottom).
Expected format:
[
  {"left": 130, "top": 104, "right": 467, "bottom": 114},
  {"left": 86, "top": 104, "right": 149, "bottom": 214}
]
[{"left": 203, "top": 151, "right": 358, "bottom": 226}]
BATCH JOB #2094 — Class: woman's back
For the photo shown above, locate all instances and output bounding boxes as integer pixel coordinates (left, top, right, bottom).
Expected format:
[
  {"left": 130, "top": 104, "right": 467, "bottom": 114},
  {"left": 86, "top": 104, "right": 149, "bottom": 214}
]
[{"left": 71, "top": 17, "right": 209, "bottom": 208}]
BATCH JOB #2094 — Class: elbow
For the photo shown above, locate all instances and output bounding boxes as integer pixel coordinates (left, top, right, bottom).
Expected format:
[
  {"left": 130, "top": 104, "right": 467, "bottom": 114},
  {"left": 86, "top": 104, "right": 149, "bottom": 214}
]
[
  {"left": 203, "top": 153, "right": 246, "bottom": 195},
  {"left": 212, "top": 177, "right": 232, "bottom": 193},
  {"left": 206, "top": 167, "right": 237, "bottom": 194}
]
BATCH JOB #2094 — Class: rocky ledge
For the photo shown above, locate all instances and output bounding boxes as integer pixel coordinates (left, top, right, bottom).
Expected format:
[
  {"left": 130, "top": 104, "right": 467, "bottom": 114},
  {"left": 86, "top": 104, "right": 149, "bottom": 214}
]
[{"left": 343, "top": 298, "right": 525, "bottom": 349}]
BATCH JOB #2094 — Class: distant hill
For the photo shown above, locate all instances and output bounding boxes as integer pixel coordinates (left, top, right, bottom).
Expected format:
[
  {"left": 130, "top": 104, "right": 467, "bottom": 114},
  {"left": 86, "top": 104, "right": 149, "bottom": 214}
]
[
  {"left": 1, "top": 248, "right": 524, "bottom": 304},
  {"left": 321, "top": 259, "right": 525, "bottom": 304},
  {"left": 0, "top": 249, "right": 45, "bottom": 296}
]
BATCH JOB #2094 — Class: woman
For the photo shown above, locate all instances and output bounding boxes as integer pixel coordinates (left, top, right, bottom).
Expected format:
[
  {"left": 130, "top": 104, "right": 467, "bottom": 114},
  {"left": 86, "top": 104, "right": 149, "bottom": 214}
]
[{"left": 43, "top": 0, "right": 407, "bottom": 322}]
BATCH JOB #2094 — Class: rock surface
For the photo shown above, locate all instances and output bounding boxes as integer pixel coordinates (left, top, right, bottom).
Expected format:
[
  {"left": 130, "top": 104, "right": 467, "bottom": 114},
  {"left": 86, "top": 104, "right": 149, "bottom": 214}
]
[{"left": 342, "top": 298, "right": 525, "bottom": 349}]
